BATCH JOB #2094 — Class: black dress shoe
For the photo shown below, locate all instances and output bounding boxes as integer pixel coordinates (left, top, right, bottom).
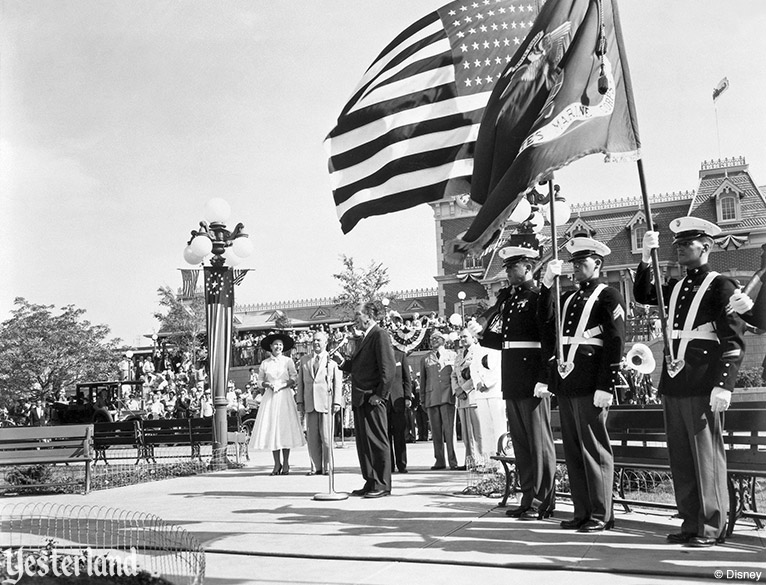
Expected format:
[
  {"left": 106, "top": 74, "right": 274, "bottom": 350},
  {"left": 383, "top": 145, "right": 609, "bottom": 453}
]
[
  {"left": 430, "top": 465, "right": 446, "bottom": 470},
  {"left": 666, "top": 532, "right": 694, "bottom": 544},
  {"left": 685, "top": 536, "right": 721, "bottom": 548},
  {"left": 451, "top": 465, "right": 466, "bottom": 471},
  {"left": 505, "top": 506, "right": 531, "bottom": 518},
  {"left": 577, "top": 519, "right": 614, "bottom": 533},
  {"left": 363, "top": 489, "right": 391, "bottom": 499},
  {"left": 560, "top": 518, "right": 587, "bottom": 530},
  {"left": 398, "top": 468, "right": 408, "bottom": 474},
  {"left": 518, "top": 509, "right": 541, "bottom": 520},
  {"left": 350, "top": 488, "right": 370, "bottom": 497}
]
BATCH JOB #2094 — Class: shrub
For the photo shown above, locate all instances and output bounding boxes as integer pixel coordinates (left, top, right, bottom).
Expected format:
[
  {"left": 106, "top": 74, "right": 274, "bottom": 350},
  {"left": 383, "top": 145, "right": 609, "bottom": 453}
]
[
  {"left": 5, "top": 464, "right": 55, "bottom": 486},
  {"left": 736, "top": 367, "right": 765, "bottom": 388}
]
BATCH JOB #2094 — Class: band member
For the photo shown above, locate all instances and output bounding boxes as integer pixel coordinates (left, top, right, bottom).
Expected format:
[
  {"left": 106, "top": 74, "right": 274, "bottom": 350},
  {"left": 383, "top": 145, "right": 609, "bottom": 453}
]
[
  {"left": 540, "top": 236, "right": 625, "bottom": 532},
  {"left": 494, "top": 239, "right": 556, "bottom": 520},
  {"left": 388, "top": 347, "right": 413, "bottom": 473},
  {"left": 635, "top": 217, "right": 746, "bottom": 547}
]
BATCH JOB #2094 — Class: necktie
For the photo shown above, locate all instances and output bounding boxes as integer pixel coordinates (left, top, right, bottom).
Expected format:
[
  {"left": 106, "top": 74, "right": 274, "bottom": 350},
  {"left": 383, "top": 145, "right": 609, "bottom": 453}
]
[{"left": 313, "top": 355, "right": 320, "bottom": 375}]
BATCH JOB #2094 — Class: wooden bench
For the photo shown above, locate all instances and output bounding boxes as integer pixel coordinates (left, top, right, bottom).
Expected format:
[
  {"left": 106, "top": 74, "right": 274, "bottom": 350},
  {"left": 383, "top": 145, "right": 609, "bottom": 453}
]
[
  {"left": 0, "top": 424, "right": 93, "bottom": 494},
  {"left": 137, "top": 418, "right": 240, "bottom": 463},
  {"left": 492, "top": 402, "right": 766, "bottom": 536},
  {"left": 93, "top": 420, "right": 142, "bottom": 464}
]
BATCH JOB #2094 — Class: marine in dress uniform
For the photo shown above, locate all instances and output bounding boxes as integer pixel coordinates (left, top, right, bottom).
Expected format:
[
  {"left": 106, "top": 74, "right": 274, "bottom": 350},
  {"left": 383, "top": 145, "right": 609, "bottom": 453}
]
[
  {"left": 635, "top": 217, "right": 746, "bottom": 547},
  {"left": 540, "top": 236, "right": 626, "bottom": 532},
  {"left": 491, "top": 241, "right": 556, "bottom": 520}
]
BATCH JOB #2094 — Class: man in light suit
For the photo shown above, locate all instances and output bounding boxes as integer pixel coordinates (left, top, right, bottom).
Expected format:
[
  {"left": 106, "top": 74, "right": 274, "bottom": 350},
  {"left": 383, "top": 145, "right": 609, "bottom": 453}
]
[
  {"left": 420, "top": 330, "right": 458, "bottom": 470},
  {"left": 336, "top": 302, "right": 396, "bottom": 498},
  {"left": 297, "top": 330, "right": 342, "bottom": 475}
]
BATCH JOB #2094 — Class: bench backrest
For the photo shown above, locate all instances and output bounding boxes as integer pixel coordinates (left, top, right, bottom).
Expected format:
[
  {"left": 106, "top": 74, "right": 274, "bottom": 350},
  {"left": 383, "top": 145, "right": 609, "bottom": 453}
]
[
  {"left": 93, "top": 420, "right": 141, "bottom": 446},
  {"left": 0, "top": 424, "right": 93, "bottom": 463},
  {"left": 548, "top": 404, "right": 766, "bottom": 475}
]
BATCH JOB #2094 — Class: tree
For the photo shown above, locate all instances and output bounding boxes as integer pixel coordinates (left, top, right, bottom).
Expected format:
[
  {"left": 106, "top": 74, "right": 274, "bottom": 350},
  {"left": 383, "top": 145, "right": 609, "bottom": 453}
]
[
  {"left": 153, "top": 286, "right": 206, "bottom": 367},
  {"left": 0, "top": 298, "right": 121, "bottom": 408},
  {"left": 333, "top": 255, "right": 391, "bottom": 318}
]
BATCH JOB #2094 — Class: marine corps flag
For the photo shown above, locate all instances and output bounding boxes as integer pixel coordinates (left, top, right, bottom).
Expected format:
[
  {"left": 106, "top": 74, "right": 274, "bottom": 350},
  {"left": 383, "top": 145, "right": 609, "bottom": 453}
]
[{"left": 451, "top": 0, "right": 641, "bottom": 256}]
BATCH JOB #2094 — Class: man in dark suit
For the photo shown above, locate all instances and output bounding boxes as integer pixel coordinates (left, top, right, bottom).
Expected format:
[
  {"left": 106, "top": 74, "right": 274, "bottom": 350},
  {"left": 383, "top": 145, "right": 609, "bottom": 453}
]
[
  {"left": 540, "top": 236, "right": 626, "bottom": 533},
  {"left": 636, "top": 217, "right": 746, "bottom": 547},
  {"left": 388, "top": 347, "right": 412, "bottom": 473},
  {"left": 29, "top": 399, "right": 47, "bottom": 426},
  {"left": 336, "top": 301, "right": 396, "bottom": 498},
  {"left": 494, "top": 239, "right": 556, "bottom": 520}
]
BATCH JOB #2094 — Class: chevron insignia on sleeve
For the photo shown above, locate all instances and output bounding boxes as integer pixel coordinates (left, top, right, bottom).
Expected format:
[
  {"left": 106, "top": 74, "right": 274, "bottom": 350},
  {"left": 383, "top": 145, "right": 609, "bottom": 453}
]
[
  {"left": 612, "top": 305, "right": 625, "bottom": 321},
  {"left": 722, "top": 349, "right": 742, "bottom": 358}
]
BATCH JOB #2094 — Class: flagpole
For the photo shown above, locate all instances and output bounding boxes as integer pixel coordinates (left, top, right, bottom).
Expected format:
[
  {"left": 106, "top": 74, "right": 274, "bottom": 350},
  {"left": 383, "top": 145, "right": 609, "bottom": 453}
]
[
  {"left": 547, "top": 180, "right": 564, "bottom": 365},
  {"left": 714, "top": 101, "right": 722, "bottom": 160},
  {"left": 636, "top": 159, "right": 671, "bottom": 363}
]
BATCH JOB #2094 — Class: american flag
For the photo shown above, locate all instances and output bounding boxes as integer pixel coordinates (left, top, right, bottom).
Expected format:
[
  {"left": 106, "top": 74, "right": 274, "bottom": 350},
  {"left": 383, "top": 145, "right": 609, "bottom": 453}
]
[
  {"left": 181, "top": 269, "right": 200, "bottom": 299},
  {"left": 326, "top": 0, "right": 542, "bottom": 234}
]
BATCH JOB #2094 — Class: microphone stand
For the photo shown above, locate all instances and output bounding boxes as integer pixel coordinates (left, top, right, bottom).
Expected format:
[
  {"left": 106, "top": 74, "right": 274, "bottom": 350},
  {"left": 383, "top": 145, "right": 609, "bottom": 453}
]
[{"left": 314, "top": 340, "right": 349, "bottom": 501}]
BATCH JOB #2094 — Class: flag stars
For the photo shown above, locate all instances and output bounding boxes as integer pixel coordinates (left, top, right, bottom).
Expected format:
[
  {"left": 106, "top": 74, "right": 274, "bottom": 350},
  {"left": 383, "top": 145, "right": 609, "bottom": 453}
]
[
  {"left": 485, "top": 75, "right": 494, "bottom": 83},
  {"left": 503, "top": 38, "right": 510, "bottom": 46},
  {"left": 492, "top": 23, "right": 499, "bottom": 30},
  {"left": 499, "top": 7, "right": 506, "bottom": 14},
  {"left": 488, "top": 10, "right": 495, "bottom": 16},
  {"left": 448, "top": 9, "right": 456, "bottom": 16},
  {"left": 464, "top": 16, "right": 472, "bottom": 23},
  {"left": 472, "top": 42, "right": 480, "bottom": 49},
  {"left": 474, "top": 59, "right": 482, "bottom": 67},
  {"left": 502, "top": 22, "right": 509, "bottom": 29},
  {"left": 460, "top": 43, "right": 469, "bottom": 52},
  {"left": 480, "top": 25, "right": 488, "bottom": 32},
  {"left": 460, "top": 5, "right": 468, "bottom": 11},
  {"left": 472, "top": 2, "right": 479, "bottom": 7},
  {"left": 465, "top": 78, "right": 472, "bottom": 86},
  {"left": 457, "top": 31, "right": 465, "bottom": 38},
  {"left": 476, "top": 13, "right": 484, "bottom": 20},
  {"left": 509, "top": 5, "right": 516, "bottom": 11},
  {"left": 463, "top": 61, "right": 471, "bottom": 69},
  {"left": 484, "top": 57, "right": 491, "bottom": 65},
  {"left": 474, "top": 76, "right": 483, "bottom": 85},
  {"left": 527, "top": 20, "right": 534, "bottom": 27},
  {"left": 513, "top": 36, "right": 520, "bottom": 44},
  {"left": 495, "top": 56, "right": 503, "bottom": 64},
  {"left": 454, "top": 20, "right": 462, "bottom": 27},
  {"left": 493, "top": 39, "right": 500, "bottom": 47},
  {"left": 527, "top": 4, "right": 534, "bottom": 11},
  {"left": 469, "top": 28, "right": 477, "bottom": 34},
  {"left": 511, "top": 21, "right": 517, "bottom": 28},
  {"left": 483, "top": 40, "right": 490, "bottom": 48}
]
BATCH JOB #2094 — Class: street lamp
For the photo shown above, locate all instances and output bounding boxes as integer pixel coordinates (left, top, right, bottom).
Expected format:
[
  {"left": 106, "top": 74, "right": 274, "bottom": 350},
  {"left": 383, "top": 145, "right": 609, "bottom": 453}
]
[
  {"left": 457, "top": 291, "right": 466, "bottom": 324},
  {"left": 184, "top": 198, "right": 253, "bottom": 467}
]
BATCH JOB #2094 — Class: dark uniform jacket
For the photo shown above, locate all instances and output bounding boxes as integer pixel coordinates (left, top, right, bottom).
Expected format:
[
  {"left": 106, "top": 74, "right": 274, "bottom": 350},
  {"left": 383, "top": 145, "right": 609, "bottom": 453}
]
[
  {"left": 495, "top": 280, "right": 550, "bottom": 400},
  {"left": 539, "top": 278, "right": 626, "bottom": 397},
  {"left": 390, "top": 349, "right": 413, "bottom": 411},
  {"left": 633, "top": 262, "right": 745, "bottom": 396}
]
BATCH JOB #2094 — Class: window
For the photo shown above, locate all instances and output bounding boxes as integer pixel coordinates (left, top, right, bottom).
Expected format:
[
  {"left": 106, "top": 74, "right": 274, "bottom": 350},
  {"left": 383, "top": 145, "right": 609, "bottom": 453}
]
[
  {"left": 719, "top": 195, "right": 737, "bottom": 221},
  {"left": 633, "top": 225, "right": 646, "bottom": 251},
  {"left": 463, "top": 254, "right": 482, "bottom": 270}
]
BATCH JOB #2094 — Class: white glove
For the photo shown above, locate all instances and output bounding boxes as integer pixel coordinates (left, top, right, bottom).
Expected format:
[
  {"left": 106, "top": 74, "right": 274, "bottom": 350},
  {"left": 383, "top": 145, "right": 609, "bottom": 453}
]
[
  {"left": 641, "top": 230, "right": 660, "bottom": 263},
  {"left": 728, "top": 289, "right": 754, "bottom": 314},
  {"left": 593, "top": 390, "right": 613, "bottom": 409},
  {"left": 710, "top": 388, "right": 732, "bottom": 412},
  {"left": 542, "top": 260, "right": 563, "bottom": 288},
  {"left": 533, "top": 382, "right": 552, "bottom": 399}
]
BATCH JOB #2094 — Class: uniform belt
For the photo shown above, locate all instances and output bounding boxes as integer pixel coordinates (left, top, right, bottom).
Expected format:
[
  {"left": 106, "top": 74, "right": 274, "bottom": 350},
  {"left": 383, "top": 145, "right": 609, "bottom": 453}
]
[
  {"left": 502, "top": 341, "right": 541, "bottom": 349},
  {"left": 561, "top": 325, "right": 603, "bottom": 347},
  {"left": 669, "top": 321, "right": 718, "bottom": 342},
  {"left": 561, "top": 337, "right": 604, "bottom": 347}
]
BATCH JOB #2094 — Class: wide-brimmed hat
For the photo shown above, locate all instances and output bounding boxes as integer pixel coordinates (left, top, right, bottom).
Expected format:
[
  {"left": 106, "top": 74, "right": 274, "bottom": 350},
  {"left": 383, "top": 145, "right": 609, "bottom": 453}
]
[{"left": 260, "top": 332, "right": 295, "bottom": 352}]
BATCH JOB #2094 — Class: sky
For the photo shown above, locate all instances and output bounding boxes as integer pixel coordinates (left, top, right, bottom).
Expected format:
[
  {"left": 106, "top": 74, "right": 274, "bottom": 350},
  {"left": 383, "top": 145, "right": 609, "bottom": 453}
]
[{"left": 1, "top": 0, "right": 765, "bottom": 348}]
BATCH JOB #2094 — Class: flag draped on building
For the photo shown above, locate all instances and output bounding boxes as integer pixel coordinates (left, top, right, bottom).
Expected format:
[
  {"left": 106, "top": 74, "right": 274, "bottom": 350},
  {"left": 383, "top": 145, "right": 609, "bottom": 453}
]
[
  {"left": 712, "top": 77, "right": 729, "bottom": 102},
  {"left": 450, "top": 0, "right": 641, "bottom": 256},
  {"left": 181, "top": 269, "right": 200, "bottom": 299},
  {"left": 326, "top": 0, "right": 541, "bottom": 234}
]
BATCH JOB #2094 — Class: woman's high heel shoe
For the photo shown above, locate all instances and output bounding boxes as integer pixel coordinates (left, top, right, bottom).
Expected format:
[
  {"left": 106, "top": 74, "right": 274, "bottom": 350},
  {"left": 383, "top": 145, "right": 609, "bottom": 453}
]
[
  {"left": 281, "top": 464, "right": 290, "bottom": 475},
  {"left": 270, "top": 465, "right": 282, "bottom": 476}
]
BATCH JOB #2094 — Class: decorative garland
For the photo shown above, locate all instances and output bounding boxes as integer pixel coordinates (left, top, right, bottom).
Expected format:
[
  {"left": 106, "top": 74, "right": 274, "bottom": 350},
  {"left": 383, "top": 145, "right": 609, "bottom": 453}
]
[{"left": 389, "top": 326, "right": 428, "bottom": 353}]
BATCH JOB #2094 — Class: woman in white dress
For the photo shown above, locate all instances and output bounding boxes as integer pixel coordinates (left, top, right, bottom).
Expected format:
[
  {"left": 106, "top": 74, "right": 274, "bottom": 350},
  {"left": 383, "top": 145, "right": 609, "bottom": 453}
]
[{"left": 249, "top": 332, "right": 305, "bottom": 475}]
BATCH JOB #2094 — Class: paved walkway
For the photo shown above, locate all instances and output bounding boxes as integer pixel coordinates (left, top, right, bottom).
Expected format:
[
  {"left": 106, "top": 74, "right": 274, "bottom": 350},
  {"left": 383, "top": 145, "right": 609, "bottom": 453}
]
[{"left": 2, "top": 441, "right": 764, "bottom": 584}]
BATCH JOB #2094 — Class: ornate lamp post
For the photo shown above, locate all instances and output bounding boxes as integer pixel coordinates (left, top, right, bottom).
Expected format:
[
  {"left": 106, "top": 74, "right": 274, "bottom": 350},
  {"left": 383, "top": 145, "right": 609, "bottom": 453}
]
[
  {"left": 457, "top": 291, "right": 466, "bottom": 324},
  {"left": 183, "top": 198, "right": 254, "bottom": 466}
]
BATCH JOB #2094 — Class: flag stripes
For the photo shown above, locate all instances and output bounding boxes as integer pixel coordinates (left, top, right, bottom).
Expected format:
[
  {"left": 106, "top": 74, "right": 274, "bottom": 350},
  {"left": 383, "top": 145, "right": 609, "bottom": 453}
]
[{"left": 327, "top": 0, "right": 541, "bottom": 234}]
